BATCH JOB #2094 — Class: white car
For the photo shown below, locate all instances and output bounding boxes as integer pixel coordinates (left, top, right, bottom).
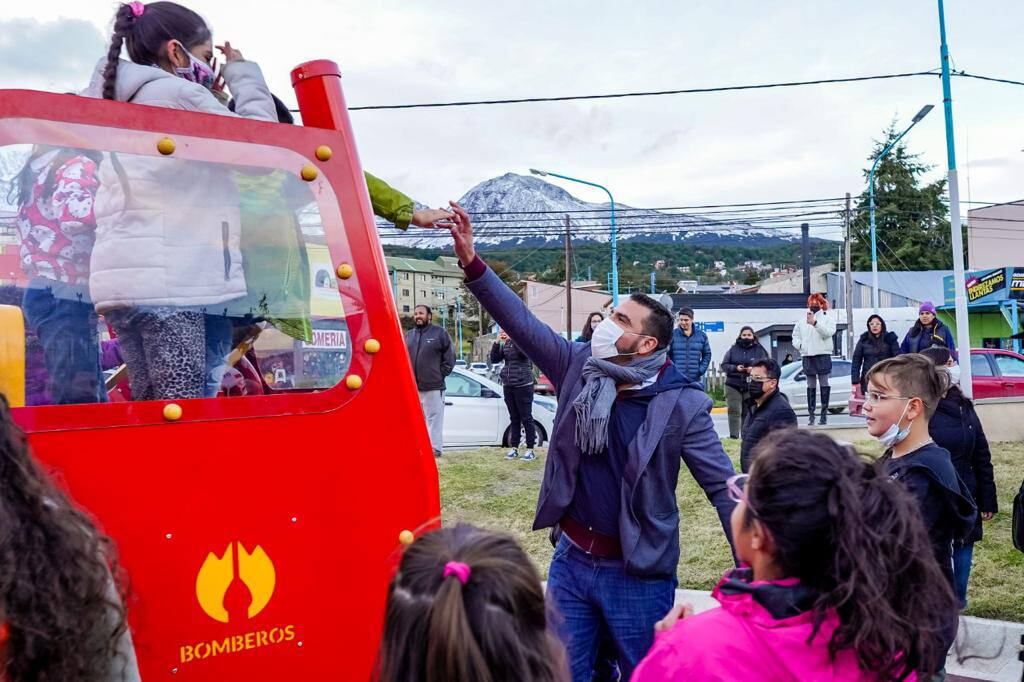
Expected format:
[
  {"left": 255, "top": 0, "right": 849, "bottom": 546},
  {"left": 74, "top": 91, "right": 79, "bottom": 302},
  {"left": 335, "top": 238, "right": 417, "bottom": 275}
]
[
  {"left": 468, "top": 362, "right": 489, "bottom": 376},
  {"left": 443, "top": 368, "right": 556, "bottom": 448},
  {"left": 777, "top": 358, "right": 852, "bottom": 415}
]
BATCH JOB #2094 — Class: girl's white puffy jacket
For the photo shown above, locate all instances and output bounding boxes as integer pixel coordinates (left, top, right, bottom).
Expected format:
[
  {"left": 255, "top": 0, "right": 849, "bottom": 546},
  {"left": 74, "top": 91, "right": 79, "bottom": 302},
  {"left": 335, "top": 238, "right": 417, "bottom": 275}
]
[
  {"left": 792, "top": 310, "right": 837, "bottom": 357},
  {"left": 82, "top": 58, "right": 276, "bottom": 312}
]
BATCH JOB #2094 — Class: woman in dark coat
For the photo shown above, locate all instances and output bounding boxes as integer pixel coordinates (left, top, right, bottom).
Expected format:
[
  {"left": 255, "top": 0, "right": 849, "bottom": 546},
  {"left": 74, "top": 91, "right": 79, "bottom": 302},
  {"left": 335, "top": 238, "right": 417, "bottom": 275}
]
[
  {"left": 901, "top": 301, "right": 958, "bottom": 359},
  {"left": 720, "top": 326, "right": 769, "bottom": 439},
  {"left": 921, "top": 347, "right": 997, "bottom": 608},
  {"left": 490, "top": 330, "right": 537, "bottom": 461},
  {"left": 850, "top": 314, "right": 900, "bottom": 393}
]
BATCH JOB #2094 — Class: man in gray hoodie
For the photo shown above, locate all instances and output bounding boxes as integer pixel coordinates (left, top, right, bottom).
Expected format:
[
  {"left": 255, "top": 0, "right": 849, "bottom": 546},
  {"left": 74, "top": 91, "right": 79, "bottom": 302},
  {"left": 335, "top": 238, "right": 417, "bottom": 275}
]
[{"left": 404, "top": 305, "right": 455, "bottom": 457}]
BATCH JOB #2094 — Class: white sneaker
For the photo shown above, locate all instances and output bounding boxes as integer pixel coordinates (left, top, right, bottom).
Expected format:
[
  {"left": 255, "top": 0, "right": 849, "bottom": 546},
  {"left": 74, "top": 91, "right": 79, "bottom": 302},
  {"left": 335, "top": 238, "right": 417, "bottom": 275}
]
[
  {"left": 521, "top": 449, "right": 537, "bottom": 461},
  {"left": 505, "top": 448, "right": 519, "bottom": 460}
]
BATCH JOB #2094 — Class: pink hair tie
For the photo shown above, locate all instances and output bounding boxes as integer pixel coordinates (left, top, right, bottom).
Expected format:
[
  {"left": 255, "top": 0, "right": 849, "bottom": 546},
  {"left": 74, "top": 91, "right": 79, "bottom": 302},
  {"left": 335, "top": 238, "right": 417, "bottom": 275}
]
[
  {"left": 443, "top": 561, "right": 471, "bottom": 585},
  {"left": 128, "top": 1, "right": 145, "bottom": 17}
]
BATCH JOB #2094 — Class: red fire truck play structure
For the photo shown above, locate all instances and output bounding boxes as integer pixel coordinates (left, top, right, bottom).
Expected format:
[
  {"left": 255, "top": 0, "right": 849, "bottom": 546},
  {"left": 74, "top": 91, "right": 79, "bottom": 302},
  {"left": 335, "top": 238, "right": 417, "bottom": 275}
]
[{"left": 0, "top": 60, "right": 441, "bottom": 679}]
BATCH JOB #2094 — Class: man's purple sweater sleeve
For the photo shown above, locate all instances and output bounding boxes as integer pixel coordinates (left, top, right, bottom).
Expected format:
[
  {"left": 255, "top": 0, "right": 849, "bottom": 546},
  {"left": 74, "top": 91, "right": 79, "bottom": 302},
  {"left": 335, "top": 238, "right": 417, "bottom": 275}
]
[{"left": 461, "top": 256, "right": 574, "bottom": 388}]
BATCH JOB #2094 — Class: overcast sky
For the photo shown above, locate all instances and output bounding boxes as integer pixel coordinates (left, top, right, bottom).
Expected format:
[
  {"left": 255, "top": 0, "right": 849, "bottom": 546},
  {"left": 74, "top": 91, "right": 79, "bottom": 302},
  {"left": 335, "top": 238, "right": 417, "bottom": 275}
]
[{"left": 3, "top": 1, "right": 1023, "bottom": 220}]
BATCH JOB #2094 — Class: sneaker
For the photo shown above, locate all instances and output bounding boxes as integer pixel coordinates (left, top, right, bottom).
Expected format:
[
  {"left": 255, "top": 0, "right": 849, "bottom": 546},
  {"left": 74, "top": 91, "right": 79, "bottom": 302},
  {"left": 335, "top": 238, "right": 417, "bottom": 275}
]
[
  {"left": 433, "top": 449, "right": 443, "bottom": 458},
  {"left": 522, "top": 449, "right": 537, "bottom": 461},
  {"left": 505, "top": 448, "right": 519, "bottom": 460}
]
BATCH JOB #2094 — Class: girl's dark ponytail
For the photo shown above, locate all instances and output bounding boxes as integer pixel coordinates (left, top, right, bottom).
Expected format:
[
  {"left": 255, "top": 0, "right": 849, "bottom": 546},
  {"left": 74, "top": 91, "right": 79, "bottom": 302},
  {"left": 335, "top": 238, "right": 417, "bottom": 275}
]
[
  {"left": 425, "top": 573, "right": 489, "bottom": 682},
  {"left": 747, "top": 430, "right": 958, "bottom": 680},
  {"left": 102, "top": 5, "right": 137, "bottom": 100}
]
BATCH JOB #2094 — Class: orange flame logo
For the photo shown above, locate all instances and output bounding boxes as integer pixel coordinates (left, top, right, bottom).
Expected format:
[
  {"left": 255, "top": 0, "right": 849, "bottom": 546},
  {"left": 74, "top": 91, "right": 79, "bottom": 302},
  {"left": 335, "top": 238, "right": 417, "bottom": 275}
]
[{"left": 195, "top": 542, "right": 275, "bottom": 623}]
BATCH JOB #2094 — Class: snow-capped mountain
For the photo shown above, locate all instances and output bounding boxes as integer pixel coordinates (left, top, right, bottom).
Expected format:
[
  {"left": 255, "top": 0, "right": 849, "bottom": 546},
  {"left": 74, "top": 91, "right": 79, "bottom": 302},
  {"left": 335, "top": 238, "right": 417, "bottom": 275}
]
[{"left": 377, "top": 173, "right": 807, "bottom": 251}]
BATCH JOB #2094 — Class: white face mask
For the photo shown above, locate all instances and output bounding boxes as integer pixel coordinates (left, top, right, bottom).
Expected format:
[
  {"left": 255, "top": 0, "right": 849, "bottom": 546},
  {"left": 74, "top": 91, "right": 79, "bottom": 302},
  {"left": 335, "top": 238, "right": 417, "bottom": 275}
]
[
  {"left": 590, "top": 317, "right": 631, "bottom": 359},
  {"left": 876, "top": 400, "right": 914, "bottom": 448},
  {"left": 945, "top": 364, "right": 961, "bottom": 386}
]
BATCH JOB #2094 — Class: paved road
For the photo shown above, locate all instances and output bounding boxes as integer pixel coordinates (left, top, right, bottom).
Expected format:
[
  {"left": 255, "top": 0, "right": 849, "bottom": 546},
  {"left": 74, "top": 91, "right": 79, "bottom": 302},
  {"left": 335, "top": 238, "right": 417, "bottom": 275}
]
[{"left": 712, "top": 411, "right": 864, "bottom": 438}]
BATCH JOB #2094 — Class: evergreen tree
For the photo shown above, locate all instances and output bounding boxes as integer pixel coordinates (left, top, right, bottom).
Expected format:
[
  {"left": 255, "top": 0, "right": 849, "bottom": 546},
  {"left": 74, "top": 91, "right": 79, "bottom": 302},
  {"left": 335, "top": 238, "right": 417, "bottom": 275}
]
[{"left": 850, "top": 125, "right": 951, "bottom": 271}]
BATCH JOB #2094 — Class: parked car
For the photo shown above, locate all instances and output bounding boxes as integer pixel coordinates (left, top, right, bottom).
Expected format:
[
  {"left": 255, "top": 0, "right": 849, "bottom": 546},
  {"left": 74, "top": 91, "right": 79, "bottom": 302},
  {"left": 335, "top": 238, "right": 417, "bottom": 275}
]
[
  {"left": 849, "top": 348, "right": 1024, "bottom": 414},
  {"left": 535, "top": 373, "right": 555, "bottom": 396},
  {"left": 442, "top": 368, "right": 556, "bottom": 448},
  {"left": 454, "top": 359, "right": 467, "bottom": 367},
  {"left": 778, "top": 358, "right": 852, "bottom": 415},
  {"left": 468, "top": 362, "right": 489, "bottom": 376}
]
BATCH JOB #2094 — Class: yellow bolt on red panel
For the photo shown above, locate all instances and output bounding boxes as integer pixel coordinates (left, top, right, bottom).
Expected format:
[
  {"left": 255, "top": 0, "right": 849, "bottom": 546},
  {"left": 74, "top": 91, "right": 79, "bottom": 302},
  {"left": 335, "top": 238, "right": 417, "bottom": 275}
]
[
  {"left": 345, "top": 375, "right": 363, "bottom": 390},
  {"left": 163, "top": 403, "right": 183, "bottom": 421},
  {"left": 398, "top": 530, "right": 415, "bottom": 546},
  {"left": 300, "top": 164, "right": 319, "bottom": 181},
  {"left": 336, "top": 263, "right": 353, "bottom": 280},
  {"left": 315, "top": 145, "right": 333, "bottom": 161},
  {"left": 364, "top": 339, "right": 381, "bottom": 354},
  {"left": 157, "top": 137, "right": 176, "bottom": 155}
]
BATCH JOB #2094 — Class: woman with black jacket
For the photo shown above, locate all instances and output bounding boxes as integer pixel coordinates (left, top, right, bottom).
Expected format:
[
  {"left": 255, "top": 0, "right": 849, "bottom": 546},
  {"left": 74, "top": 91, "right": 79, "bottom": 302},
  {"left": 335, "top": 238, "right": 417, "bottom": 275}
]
[
  {"left": 490, "top": 330, "right": 537, "bottom": 461},
  {"left": 851, "top": 314, "right": 900, "bottom": 392},
  {"left": 921, "top": 347, "right": 998, "bottom": 608},
  {"left": 721, "top": 326, "right": 769, "bottom": 439}
]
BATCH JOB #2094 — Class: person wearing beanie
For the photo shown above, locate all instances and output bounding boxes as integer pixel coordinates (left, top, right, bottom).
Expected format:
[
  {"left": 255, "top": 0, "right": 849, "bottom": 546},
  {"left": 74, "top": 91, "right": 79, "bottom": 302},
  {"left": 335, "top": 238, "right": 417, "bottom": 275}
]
[
  {"left": 900, "top": 301, "right": 958, "bottom": 360},
  {"left": 791, "top": 293, "right": 837, "bottom": 425}
]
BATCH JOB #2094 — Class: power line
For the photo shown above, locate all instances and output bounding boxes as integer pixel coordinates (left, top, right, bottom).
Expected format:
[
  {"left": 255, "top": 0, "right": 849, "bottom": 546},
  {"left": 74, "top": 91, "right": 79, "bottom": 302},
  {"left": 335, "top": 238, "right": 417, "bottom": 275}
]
[
  {"left": 334, "top": 70, "right": 940, "bottom": 111},
  {"left": 288, "top": 68, "right": 1024, "bottom": 113}
]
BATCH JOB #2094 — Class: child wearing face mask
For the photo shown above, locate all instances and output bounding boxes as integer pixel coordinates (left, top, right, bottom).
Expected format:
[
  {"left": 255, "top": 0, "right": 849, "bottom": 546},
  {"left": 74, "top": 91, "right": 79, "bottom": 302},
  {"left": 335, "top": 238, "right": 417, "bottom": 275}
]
[
  {"left": 81, "top": 2, "right": 276, "bottom": 401},
  {"left": 863, "top": 354, "right": 975, "bottom": 662}
]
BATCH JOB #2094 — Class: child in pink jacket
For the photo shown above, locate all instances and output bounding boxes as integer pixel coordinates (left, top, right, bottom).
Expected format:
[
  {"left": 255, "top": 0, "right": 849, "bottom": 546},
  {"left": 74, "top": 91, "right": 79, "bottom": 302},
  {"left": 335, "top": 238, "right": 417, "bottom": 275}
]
[{"left": 633, "top": 429, "right": 959, "bottom": 682}]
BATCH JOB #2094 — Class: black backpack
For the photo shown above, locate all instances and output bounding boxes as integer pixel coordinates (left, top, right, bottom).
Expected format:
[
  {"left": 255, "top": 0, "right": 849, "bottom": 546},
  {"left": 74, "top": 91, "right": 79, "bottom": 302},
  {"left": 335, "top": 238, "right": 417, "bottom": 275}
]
[{"left": 1013, "top": 477, "right": 1024, "bottom": 553}]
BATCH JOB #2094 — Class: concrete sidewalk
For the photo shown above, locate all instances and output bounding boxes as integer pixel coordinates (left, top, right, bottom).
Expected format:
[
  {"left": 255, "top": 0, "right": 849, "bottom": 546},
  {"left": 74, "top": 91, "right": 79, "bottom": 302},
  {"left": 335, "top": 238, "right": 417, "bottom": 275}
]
[{"left": 676, "top": 589, "right": 1024, "bottom": 681}]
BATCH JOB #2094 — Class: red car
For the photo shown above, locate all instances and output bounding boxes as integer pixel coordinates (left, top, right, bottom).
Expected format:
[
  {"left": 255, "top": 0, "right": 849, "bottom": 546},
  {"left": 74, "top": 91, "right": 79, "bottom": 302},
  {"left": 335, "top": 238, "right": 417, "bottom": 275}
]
[
  {"left": 849, "top": 348, "right": 1024, "bottom": 414},
  {"left": 535, "top": 373, "right": 556, "bottom": 396}
]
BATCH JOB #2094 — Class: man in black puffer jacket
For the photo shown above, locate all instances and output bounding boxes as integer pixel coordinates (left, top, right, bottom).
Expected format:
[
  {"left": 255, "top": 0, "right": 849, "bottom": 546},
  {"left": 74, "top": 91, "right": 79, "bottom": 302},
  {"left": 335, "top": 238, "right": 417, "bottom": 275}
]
[{"left": 491, "top": 330, "right": 538, "bottom": 460}]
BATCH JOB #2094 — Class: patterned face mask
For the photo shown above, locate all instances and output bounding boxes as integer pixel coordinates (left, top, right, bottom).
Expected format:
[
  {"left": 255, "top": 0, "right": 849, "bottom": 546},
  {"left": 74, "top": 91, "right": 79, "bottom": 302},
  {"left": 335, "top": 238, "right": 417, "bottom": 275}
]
[{"left": 171, "top": 40, "right": 215, "bottom": 90}]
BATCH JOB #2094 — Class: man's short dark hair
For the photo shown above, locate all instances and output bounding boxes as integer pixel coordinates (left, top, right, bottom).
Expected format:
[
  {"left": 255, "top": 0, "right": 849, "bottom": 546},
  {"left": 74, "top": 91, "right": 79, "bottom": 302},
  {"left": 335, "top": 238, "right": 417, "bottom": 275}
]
[
  {"left": 678, "top": 307, "right": 695, "bottom": 319},
  {"left": 751, "top": 358, "right": 781, "bottom": 381},
  {"left": 629, "top": 293, "right": 673, "bottom": 350},
  {"left": 414, "top": 305, "right": 432, "bottom": 316}
]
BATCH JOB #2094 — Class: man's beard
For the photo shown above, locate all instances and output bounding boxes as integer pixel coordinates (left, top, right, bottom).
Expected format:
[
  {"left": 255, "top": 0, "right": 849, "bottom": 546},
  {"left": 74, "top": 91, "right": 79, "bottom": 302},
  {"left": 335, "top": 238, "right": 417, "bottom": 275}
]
[{"left": 414, "top": 318, "right": 428, "bottom": 327}]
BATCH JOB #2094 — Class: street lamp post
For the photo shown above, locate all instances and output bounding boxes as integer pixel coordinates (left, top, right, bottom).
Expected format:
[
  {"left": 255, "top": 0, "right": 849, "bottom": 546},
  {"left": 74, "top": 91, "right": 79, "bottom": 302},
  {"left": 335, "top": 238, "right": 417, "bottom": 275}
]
[
  {"left": 530, "top": 168, "right": 619, "bottom": 305},
  {"left": 937, "top": 0, "right": 974, "bottom": 398},
  {"left": 868, "top": 104, "right": 933, "bottom": 312}
]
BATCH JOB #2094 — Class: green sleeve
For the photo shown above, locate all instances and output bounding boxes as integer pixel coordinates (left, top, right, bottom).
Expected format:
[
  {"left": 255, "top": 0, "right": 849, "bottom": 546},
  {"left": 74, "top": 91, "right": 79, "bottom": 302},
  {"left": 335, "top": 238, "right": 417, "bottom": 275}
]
[{"left": 364, "top": 171, "right": 414, "bottom": 230}]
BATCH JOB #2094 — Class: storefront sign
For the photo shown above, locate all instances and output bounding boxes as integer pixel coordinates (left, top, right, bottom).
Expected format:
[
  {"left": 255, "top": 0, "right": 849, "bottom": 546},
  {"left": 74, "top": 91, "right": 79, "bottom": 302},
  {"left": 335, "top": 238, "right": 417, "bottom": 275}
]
[
  {"left": 302, "top": 329, "right": 348, "bottom": 350},
  {"left": 695, "top": 321, "right": 725, "bottom": 332},
  {"left": 966, "top": 268, "right": 1006, "bottom": 303},
  {"left": 1011, "top": 269, "right": 1024, "bottom": 301}
]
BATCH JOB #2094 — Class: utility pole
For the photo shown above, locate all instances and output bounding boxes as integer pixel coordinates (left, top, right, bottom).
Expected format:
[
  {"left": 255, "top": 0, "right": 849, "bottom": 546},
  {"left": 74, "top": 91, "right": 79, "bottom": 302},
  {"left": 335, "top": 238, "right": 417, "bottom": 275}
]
[
  {"left": 845, "top": 193, "right": 854, "bottom": 359},
  {"left": 650, "top": 271, "right": 656, "bottom": 294},
  {"left": 564, "top": 214, "right": 573, "bottom": 339},
  {"left": 801, "top": 223, "right": 811, "bottom": 295},
  {"left": 937, "top": 0, "right": 973, "bottom": 398}
]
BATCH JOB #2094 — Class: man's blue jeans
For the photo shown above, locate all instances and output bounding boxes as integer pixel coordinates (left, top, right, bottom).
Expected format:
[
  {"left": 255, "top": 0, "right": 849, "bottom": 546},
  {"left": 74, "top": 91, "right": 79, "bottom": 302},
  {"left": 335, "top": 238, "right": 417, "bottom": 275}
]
[
  {"left": 952, "top": 542, "right": 974, "bottom": 608},
  {"left": 547, "top": 534, "right": 676, "bottom": 682}
]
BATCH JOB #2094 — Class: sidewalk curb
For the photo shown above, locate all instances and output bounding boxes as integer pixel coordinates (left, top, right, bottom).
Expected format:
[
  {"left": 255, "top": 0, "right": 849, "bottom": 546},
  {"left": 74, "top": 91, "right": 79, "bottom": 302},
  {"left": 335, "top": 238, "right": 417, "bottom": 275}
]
[{"left": 710, "top": 407, "right": 727, "bottom": 414}]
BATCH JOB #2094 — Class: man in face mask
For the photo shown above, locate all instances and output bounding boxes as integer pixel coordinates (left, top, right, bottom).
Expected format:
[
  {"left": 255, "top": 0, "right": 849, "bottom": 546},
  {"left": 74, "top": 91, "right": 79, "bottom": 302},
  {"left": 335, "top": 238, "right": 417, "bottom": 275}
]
[
  {"left": 445, "top": 202, "right": 737, "bottom": 682},
  {"left": 739, "top": 359, "right": 797, "bottom": 473}
]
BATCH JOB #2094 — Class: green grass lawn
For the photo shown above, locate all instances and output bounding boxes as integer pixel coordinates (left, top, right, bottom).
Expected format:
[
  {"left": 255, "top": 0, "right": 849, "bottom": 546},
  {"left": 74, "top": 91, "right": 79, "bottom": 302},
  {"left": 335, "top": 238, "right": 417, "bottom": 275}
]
[{"left": 438, "top": 439, "right": 1024, "bottom": 623}]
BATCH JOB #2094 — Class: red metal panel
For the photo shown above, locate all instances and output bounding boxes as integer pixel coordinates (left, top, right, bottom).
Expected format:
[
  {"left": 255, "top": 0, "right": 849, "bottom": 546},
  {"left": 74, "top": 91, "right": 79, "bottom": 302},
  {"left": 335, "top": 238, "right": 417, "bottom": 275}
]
[{"left": 3, "top": 69, "right": 439, "bottom": 680}]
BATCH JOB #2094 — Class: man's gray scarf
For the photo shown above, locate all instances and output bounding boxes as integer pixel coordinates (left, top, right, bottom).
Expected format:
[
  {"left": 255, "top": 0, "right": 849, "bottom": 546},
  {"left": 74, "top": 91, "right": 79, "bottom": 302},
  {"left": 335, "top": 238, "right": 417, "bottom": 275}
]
[{"left": 573, "top": 351, "right": 668, "bottom": 455}]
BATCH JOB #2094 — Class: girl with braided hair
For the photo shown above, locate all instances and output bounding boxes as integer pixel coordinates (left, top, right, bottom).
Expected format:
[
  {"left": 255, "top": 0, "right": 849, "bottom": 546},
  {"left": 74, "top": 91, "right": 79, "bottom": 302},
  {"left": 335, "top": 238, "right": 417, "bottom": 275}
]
[
  {"left": 81, "top": 2, "right": 276, "bottom": 401},
  {"left": 0, "top": 395, "right": 139, "bottom": 680},
  {"left": 634, "top": 429, "right": 959, "bottom": 681}
]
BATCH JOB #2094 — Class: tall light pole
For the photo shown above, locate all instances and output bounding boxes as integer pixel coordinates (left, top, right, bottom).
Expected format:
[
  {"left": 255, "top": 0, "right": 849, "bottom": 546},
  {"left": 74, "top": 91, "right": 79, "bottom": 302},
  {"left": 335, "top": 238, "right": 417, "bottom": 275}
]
[
  {"left": 937, "top": 0, "right": 973, "bottom": 398},
  {"left": 530, "top": 168, "right": 619, "bottom": 305},
  {"left": 868, "top": 104, "right": 933, "bottom": 311}
]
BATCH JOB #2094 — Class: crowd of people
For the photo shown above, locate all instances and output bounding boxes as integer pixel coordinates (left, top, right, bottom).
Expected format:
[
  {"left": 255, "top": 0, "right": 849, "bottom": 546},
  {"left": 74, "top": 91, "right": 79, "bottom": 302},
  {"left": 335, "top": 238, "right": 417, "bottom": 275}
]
[{"left": 373, "top": 204, "right": 1021, "bottom": 682}]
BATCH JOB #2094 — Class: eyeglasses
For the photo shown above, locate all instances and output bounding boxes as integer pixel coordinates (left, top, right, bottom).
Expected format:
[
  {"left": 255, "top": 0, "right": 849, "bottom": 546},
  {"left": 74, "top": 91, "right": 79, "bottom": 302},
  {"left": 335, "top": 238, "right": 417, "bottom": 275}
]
[
  {"left": 863, "top": 391, "right": 912, "bottom": 405},
  {"left": 727, "top": 473, "right": 756, "bottom": 511}
]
